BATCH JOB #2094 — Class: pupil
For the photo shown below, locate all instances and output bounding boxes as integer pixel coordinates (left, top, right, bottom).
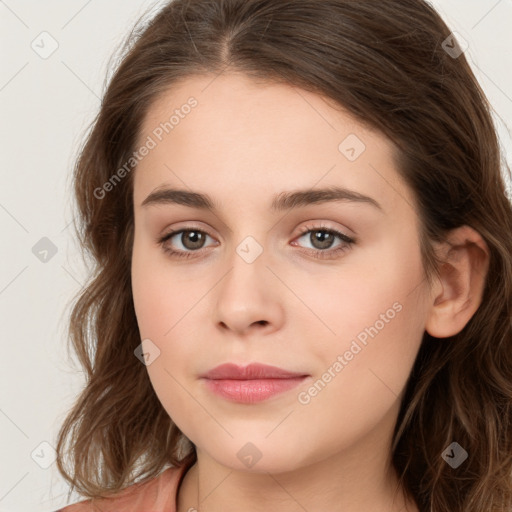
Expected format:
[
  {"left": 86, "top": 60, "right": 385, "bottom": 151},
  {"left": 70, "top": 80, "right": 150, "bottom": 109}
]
[
  {"left": 312, "top": 230, "right": 333, "bottom": 249},
  {"left": 183, "top": 230, "right": 203, "bottom": 249},
  {"left": 180, "top": 230, "right": 335, "bottom": 251}
]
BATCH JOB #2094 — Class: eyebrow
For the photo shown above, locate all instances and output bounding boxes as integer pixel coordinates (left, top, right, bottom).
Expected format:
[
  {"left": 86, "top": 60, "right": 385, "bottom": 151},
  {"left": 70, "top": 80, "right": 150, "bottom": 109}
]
[{"left": 141, "top": 186, "right": 383, "bottom": 212}]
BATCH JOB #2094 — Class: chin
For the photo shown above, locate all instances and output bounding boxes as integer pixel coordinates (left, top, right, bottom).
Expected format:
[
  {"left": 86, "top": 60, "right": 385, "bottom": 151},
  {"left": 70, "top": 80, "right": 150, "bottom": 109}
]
[{"left": 196, "top": 433, "right": 320, "bottom": 475}]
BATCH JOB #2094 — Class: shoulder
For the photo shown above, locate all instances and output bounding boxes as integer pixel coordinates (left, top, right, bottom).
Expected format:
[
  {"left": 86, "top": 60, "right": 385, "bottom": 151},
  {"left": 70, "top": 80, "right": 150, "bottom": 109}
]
[{"left": 56, "top": 464, "right": 191, "bottom": 512}]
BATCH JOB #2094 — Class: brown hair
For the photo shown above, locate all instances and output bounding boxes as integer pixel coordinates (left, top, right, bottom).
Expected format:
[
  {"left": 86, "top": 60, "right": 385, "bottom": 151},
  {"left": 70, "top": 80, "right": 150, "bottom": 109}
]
[{"left": 55, "top": 0, "right": 512, "bottom": 510}]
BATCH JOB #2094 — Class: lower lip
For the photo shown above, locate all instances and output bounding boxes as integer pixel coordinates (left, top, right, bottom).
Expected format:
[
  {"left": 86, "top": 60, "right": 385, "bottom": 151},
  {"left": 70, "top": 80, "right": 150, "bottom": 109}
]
[{"left": 202, "top": 377, "right": 307, "bottom": 403}]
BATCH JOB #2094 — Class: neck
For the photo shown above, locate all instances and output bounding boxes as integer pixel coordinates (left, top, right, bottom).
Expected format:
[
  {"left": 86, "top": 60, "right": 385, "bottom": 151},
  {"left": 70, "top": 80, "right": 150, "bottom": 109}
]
[{"left": 176, "top": 409, "right": 419, "bottom": 512}]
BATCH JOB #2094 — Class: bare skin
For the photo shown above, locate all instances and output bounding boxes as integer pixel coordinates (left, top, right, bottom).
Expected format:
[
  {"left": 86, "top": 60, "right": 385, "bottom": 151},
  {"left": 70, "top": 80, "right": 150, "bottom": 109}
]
[{"left": 130, "top": 72, "right": 489, "bottom": 512}]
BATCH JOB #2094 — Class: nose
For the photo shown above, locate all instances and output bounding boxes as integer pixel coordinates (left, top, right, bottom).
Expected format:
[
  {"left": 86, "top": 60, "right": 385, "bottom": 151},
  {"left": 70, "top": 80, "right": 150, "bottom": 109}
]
[{"left": 214, "top": 244, "right": 285, "bottom": 337}]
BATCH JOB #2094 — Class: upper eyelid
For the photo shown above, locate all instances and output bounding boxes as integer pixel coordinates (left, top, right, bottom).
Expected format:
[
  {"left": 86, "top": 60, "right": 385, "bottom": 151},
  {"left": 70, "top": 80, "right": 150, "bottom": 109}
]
[
  {"left": 158, "top": 224, "right": 355, "bottom": 263},
  {"left": 160, "top": 223, "right": 354, "bottom": 246},
  {"left": 161, "top": 223, "right": 348, "bottom": 238}
]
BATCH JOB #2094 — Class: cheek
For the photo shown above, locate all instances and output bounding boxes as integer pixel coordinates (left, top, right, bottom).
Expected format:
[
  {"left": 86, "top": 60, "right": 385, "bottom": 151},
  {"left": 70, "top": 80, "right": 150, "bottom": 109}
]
[
  {"left": 295, "top": 241, "right": 423, "bottom": 347},
  {"left": 289, "top": 292, "right": 425, "bottom": 465},
  {"left": 304, "top": 240, "right": 427, "bottom": 392},
  {"left": 132, "top": 267, "right": 202, "bottom": 383},
  {"left": 131, "top": 250, "right": 204, "bottom": 434},
  {"left": 131, "top": 238, "right": 208, "bottom": 362},
  {"left": 131, "top": 237, "right": 200, "bottom": 339},
  {"left": 132, "top": 276, "right": 180, "bottom": 338}
]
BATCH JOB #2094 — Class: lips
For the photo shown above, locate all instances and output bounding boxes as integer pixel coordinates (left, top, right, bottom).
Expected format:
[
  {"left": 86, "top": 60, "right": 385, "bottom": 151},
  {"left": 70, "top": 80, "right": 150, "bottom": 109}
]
[
  {"left": 201, "top": 363, "right": 307, "bottom": 380},
  {"left": 200, "top": 363, "right": 309, "bottom": 404}
]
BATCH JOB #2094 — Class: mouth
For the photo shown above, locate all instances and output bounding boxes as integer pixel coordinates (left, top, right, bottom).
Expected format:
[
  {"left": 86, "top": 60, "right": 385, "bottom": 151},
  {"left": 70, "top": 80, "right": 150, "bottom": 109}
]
[{"left": 200, "top": 363, "right": 310, "bottom": 404}]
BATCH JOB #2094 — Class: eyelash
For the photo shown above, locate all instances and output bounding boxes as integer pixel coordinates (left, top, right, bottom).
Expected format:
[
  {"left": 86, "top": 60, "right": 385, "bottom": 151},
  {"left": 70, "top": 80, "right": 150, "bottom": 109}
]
[{"left": 157, "top": 223, "right": 356, "bottom": 261}]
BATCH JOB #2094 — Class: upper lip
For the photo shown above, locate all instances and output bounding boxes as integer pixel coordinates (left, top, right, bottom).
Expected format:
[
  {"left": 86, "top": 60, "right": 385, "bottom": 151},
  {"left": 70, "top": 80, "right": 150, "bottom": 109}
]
[{"left": 201, "top": 363, "right": 308, "bottom": 380}]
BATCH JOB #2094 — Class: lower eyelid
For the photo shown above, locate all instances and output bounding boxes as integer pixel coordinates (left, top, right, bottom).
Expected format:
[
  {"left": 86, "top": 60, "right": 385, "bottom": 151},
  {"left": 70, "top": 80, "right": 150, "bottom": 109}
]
[
  {"left": 159, "top": 226, "right": 355, "bottom": 257},
  {"left": 163, "top": 230, "right": 216, "bottom": 249}
]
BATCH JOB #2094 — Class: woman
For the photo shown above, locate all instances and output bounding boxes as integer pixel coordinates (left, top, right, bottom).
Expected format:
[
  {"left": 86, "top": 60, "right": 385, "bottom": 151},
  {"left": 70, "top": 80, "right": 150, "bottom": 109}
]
[{"left": 55, "top": 1, "right": 512, "bottom": 510}]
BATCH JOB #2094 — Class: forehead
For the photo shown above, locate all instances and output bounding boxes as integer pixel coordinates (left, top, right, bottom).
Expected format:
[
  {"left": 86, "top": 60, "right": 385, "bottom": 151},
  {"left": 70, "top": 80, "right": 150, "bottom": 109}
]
[{"left": 133, "top": 73, "right": 414, "bottom": 216}]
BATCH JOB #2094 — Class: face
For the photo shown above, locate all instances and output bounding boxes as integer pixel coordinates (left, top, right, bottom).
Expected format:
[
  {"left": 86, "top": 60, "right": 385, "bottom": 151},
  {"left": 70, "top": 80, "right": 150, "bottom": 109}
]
[{"left": 131, "top": 72, "right": 433, "bottom": 473}]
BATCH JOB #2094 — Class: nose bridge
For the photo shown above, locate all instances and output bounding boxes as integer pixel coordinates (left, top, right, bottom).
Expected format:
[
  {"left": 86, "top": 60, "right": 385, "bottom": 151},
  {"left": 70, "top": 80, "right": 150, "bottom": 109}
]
[
  {"left": 234, "top": 233, "right": 266, "bottom": 266},
  {"left": 221, "top": 232, "right": 268, "bottom": 300},
  {"left": 213, "top": 230, "right": 283, "bottom": 334}
]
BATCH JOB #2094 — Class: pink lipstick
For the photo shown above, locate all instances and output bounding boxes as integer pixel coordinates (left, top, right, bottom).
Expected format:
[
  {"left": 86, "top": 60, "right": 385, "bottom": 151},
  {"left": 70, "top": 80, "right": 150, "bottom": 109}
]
[{"left": 201, "top": 363, "right": 309, "bottom": 404}]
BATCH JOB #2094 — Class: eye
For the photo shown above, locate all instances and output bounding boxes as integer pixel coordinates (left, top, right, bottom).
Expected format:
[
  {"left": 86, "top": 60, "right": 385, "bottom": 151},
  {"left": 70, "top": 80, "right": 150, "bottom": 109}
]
[
  {"left": 157, "top": 228, "right": 217, "bottom": 259},
  {"left": 291, "top": 223, "right": 356, "bottom": 260},
  {"left": 157, "top": 223, "right": 356, "bottom": 260}
]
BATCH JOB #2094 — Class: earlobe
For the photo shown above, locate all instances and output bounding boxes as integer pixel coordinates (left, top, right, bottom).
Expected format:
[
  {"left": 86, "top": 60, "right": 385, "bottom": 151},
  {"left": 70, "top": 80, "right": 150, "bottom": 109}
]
[{"left": 425, "top": 225, "right": 490, "bottom": 338}]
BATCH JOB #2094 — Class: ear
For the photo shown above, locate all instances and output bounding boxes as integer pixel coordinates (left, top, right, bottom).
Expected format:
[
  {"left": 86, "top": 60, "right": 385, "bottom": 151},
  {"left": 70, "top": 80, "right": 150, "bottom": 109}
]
[{"left": 425, "top": 225, "right": 490, "bottom": 338}]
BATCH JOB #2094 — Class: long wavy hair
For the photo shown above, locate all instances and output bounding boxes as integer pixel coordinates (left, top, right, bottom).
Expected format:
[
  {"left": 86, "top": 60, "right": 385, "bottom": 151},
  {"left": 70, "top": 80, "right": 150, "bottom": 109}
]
[{"left": 55, "top": 0, "right": 512, "bottom": 510}]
